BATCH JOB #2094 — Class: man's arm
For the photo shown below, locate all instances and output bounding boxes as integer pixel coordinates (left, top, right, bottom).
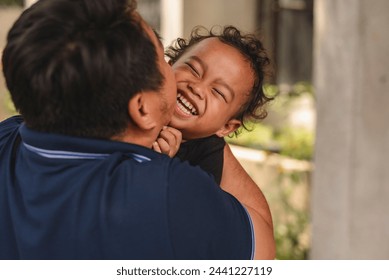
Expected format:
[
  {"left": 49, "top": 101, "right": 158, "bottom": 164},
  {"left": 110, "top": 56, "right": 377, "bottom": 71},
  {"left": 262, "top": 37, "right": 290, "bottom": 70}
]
[{"left": 221, "top": 144, "right": 276, "bottom": 259}]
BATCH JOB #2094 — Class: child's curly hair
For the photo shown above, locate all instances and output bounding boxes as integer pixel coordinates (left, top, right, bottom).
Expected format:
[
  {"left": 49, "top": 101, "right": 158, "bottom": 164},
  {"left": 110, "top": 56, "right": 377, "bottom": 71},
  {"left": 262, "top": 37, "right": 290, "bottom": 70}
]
[{"left": 165, "top": 25, "right": 273, "bottom": 135}]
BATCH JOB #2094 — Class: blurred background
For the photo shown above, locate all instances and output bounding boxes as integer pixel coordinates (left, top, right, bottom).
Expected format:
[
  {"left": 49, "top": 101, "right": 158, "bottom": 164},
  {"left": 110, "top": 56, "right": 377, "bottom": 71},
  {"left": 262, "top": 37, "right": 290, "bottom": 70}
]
[{"left": 1, "top": 0, "right": 388, "bottom": 259}]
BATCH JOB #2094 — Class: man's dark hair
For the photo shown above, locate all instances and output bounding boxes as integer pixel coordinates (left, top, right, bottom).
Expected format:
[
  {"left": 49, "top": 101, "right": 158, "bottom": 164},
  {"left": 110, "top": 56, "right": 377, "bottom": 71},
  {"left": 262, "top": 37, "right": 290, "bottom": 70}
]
[
  {"left": 165, "top": 26, "right": 273, "bottom": 134},
  {"left": 2, "top": 0, "right": 163, "bottom": 139}
]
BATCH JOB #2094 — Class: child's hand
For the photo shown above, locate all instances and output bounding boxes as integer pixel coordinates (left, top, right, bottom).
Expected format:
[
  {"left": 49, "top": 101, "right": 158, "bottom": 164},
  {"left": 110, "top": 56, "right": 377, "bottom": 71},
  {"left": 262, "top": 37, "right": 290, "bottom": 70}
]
[{"left": 152, "top": 126, "right": 182, "bottom": 158}]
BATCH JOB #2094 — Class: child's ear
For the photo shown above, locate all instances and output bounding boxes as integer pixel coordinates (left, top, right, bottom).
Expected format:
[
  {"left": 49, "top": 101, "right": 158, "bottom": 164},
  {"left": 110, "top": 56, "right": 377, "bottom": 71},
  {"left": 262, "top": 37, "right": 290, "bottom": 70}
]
[
  {"left": 128, "top": 92, "right": 157, "bottom": 130},
  {"left": 215, "top": 119, "right": 242, "bottom": 137}
]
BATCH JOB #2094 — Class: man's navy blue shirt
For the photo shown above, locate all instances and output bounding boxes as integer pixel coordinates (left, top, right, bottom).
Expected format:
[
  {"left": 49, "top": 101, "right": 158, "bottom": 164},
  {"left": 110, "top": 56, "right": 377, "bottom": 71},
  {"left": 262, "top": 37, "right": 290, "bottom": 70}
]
[{"left": 0, "top": 116, "right": 254, "bottom": 259}]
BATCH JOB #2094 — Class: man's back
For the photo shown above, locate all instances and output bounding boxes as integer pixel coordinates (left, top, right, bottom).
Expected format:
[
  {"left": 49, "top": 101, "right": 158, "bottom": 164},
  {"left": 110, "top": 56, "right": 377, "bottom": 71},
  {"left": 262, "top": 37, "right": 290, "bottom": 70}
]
[{"left": 0, "top": 116, "right": 253, "bottom": 259}]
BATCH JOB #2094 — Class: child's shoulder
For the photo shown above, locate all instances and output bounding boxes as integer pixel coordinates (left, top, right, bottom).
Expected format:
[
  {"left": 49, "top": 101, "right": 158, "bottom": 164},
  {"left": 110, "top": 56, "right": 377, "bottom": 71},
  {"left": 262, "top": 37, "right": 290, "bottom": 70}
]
[{"left": 184, "top": 135, "right": 225, "bottom": 148}]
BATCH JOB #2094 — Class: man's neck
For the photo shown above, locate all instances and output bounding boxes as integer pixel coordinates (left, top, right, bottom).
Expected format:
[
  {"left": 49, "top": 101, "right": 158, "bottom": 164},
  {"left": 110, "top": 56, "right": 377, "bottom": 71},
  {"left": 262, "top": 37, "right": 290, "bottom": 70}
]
[{"left": 111, "top": 127, "right": 155, "bottom": 149}]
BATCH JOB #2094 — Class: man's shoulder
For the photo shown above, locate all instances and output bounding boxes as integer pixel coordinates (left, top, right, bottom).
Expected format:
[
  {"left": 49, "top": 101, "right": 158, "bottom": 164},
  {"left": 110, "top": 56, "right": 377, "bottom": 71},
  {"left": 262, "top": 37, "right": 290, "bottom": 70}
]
[
  {"left": 0, "top": 115, "right": 23, "bottom": 129},
  {"left": 0, "top": 115, "right": 23, "bottom": 143},
  {"left": 167, "top": 156, "right": 217, "bottom": 185},
  {"left": 165, "top": 156, "right": 232, "bottom": 210},
  {"left": 166, "top": 155, "right": 254, "bottom": 260}
]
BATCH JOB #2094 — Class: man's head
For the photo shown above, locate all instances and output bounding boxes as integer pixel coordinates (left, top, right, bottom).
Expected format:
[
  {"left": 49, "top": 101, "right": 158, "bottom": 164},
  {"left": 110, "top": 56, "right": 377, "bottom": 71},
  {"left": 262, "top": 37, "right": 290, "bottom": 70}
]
[
  {"left": 2, "top": 0, "right": 175, "bottom": 142},
  {"left": 166, "top": 26, "right": 272, "bottom": 140}
]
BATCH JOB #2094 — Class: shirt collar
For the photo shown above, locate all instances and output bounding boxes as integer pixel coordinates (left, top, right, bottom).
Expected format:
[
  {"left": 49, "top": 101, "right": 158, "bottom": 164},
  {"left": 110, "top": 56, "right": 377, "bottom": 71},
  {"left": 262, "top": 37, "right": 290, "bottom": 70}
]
[{"left": 19, "top": 124, "right": 159, "bottom": 162}]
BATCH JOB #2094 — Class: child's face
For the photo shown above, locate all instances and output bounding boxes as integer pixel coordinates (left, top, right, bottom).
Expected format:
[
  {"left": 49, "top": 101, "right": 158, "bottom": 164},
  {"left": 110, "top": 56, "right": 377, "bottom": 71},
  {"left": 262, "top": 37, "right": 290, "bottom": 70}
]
[{"left": 169, "top": 37, "right": 255, "bottom": 140}]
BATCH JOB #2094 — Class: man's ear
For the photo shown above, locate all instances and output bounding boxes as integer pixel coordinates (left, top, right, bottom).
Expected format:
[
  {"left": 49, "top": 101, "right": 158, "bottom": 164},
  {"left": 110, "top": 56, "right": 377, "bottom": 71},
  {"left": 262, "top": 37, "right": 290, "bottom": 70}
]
[
  {"left": 128, "top": 92, "right": 157, "bottom": 130},
  {"left": 215, "top": 119, "right": 242, "bottom": 137}
]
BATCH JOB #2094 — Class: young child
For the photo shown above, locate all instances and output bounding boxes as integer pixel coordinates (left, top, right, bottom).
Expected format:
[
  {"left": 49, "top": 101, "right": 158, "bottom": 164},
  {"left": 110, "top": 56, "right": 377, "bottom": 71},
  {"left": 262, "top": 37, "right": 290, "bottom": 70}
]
[
  {"left": 153, "top": 25, "right": 273, "bottom": 185},
  {"left": 153, "top": 26, "right": 275, "bottom": 251}
]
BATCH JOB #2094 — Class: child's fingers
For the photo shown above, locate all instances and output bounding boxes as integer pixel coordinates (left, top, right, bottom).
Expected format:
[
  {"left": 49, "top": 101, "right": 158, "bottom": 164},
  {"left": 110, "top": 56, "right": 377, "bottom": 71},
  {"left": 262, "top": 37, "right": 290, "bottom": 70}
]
[
  {"left": 152, "top": 141, "right": 162, "bottom": 153},
  {"left": 158, "top": 131, "right": 176, "bottom": 147},
  {"left": 153, "top": 126, "right": 182, "bottom": 157},
  {"left": 159, "top": 127, "right": 182, "bottom": 150},
  {"left": 158, "top": 135, "right": 179, "bottom": 157},
  {"left": 156, "top": 138, "right": 172, "bottom": 156},
  {"left": 163, "top": 126, "right": 182, "bottom": 145}
]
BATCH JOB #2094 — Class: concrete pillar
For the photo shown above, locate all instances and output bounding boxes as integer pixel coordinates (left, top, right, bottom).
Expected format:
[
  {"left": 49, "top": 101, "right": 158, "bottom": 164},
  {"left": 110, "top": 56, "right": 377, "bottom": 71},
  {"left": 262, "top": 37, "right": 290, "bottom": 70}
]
[
  {"left": 311, "top": 0, "right": 389, "bottom": 259},
  {"left": 161, "top": 0, "right": 183, "bottom": 46}
]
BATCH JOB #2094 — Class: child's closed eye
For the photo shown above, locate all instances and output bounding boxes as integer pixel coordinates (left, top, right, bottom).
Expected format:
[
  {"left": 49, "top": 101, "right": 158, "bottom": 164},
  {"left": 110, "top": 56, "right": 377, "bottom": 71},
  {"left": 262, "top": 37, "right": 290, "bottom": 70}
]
[
  {"left": 212, "top": 88, "right": 227, "bottom": 102},
  {"left": 185, "top": 62, "right": 200, "bottom": 77}
]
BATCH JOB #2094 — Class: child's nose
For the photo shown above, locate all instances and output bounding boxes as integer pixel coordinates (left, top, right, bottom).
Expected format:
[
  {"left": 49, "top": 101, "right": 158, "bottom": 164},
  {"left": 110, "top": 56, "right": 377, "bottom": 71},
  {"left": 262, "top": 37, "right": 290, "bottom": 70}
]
[{"left": 187, "top": 82, "right": 205, "bottom": 100}]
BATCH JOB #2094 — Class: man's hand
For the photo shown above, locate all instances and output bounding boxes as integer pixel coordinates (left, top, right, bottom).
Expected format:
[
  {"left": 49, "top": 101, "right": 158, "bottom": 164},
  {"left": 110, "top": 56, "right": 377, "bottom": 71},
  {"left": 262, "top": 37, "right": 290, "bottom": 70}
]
[{"left": 152, "top": 126, "right": 182, "bottom": 158}]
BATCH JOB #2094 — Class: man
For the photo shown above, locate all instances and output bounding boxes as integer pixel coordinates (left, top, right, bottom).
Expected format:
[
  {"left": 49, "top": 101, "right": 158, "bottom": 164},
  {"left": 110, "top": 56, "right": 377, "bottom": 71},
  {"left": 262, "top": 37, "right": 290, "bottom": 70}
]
[{"left": 0, "top": 0, "right": 274, "bottom": 259}]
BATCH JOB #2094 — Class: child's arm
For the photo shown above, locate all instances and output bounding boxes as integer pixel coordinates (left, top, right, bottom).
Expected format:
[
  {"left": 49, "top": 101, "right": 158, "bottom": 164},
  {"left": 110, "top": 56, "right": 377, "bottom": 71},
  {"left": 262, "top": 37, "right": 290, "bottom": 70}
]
[
  {"left": 221, "top": 144, "right": 275, "bottom": 260},
  {"left": 152, "top": 126, "right": 182, "bottom": 157}
]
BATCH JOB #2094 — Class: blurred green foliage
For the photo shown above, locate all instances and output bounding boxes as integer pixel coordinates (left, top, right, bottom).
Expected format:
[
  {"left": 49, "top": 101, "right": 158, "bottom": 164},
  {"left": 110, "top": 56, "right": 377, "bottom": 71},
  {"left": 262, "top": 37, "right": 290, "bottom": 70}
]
[
  {"left": 227, "top": 82, "right": 315, "bottom": 160},
  {"left": 227, "top": 123, "right": 314, "bottom": 160},
  {"left": 0, "top": 0, "right": 23, "bottom": 6},
  {"left": 272, "top": 171, "right": 310, "bottom": 260},
  {"left": 6, "top": 93, "right": 16, "bottom": 113},
  {"left": 275, "top": 127, "right": 314, "bottom": 160},
  {"left": 228, "top": 123, "right": 275, "bottom": 150},
  {"left": 0, "top": 91, "right": 17, "bottom": 118}
]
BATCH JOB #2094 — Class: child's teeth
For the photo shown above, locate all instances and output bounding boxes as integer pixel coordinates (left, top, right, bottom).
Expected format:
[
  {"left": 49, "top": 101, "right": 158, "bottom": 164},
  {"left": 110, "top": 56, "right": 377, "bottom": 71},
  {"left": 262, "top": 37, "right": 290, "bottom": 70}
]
[{"left": 176, "top": 93, "right": 198, "bottom": 115}]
